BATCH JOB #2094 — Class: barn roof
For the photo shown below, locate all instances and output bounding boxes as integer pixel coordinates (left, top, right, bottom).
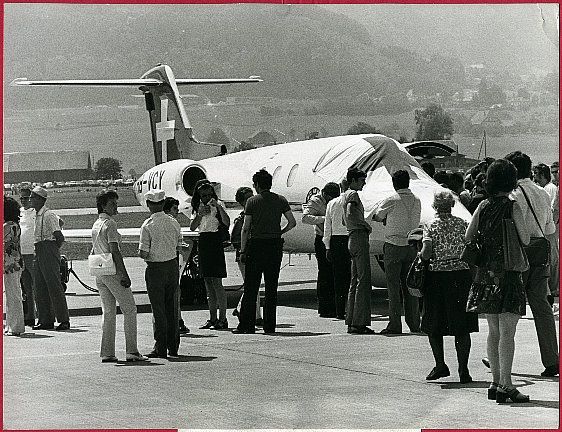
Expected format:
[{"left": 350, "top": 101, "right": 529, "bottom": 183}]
[{"left": 4, "top": 151, "right": 91, "bottom": 172}]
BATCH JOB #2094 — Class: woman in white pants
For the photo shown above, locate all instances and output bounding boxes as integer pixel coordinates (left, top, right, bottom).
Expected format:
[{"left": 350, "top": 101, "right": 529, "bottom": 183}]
[
  {"left": 92, "top": 190, "right": 147, "bottom": 363},
  {"left": 3, "top": 197, "right": 25, "bottom": 336}
]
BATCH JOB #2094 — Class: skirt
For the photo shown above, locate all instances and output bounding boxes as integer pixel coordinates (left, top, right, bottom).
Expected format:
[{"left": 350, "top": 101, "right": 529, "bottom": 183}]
[
  {"left": 198, "top": 231, "right": 227, "bottom": 278},
  {"left": 421, "top": 270, "right": 479, "bottom": 336}
]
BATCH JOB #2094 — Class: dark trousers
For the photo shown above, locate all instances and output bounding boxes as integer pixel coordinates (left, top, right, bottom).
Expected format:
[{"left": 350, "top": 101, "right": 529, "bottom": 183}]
[
  {"left": 330, "top": 235, "right": 350, "bottom": 318},
  {"left": 34, "top": 241, "right": 69, "bottom": 325},
  {"left": 240, "top": 238, "right": 284, "bottom": 332},
  {"left": 523, "top": 265, "right": 559, "bottom": 368},
  {"left": 315, "top": 235, "right": 335, "bottom": 316},
  {"left": 21, "top": 254, "right": 36, "bottom": 322},
  {"left": 145, "top": 259, "right": 179, "bottom": 355}
]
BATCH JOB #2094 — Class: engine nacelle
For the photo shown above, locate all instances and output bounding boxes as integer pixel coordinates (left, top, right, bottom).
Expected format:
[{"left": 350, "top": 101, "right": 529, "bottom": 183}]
[{"left": 133, "top": 160, "right": 207, "bottom": 212}]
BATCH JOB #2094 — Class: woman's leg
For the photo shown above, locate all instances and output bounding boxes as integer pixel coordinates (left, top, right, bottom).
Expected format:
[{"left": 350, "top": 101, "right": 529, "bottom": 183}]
[
  {"left": 97, "top": 278, "right": 117, "bottom": 357},
  {"left": 455, "top": 333, "right": 472, "bottom": 377},
  {"left": 4, "top": 271, "right": 25, "bottom": 334},
  {"left": 428, "top": 334, "right": 446, "bottom": 367},
  {"left": 105, "top": 275, "right": 139, "bottom": 355},
  {"left": 486, "top": 314, "right": 501, "bottom": 385},
  {"left": 498, "top": 312, "right": 520, "bottom": 388},
  {"left": 204, "top": 277, "right": 218, "bottom": 321}
]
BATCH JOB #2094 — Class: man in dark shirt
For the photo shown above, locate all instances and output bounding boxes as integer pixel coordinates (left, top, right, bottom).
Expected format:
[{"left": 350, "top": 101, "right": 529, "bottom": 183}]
[{"left": 233, "top": 170, "right": 296, "bottom": 334}]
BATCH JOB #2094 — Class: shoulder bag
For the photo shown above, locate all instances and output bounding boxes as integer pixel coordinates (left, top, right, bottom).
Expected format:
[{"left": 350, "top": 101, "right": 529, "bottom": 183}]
[
  {"left": 88, "top": 220, "right": 117, "bottom": 276},
  {"left": 406, "top": 254, "right": 428, "bottom": 297},
  {"left": 519, "top": 185, "right": 551, "bottom": 267},
  {"left": 502, "top": 201, "right": 529, "bottom": 272},
  {"left": 215, "top": 204, "right": 231, "bottom": 247}
]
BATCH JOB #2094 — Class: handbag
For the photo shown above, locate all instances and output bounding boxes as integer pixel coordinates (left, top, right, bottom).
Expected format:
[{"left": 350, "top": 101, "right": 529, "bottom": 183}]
[
  {"left": 179, "top": 249, "right": 207, "bottom": 306},
  {"left": 519, "top": 186, "right": 551, "bottom": 267},
  {"left": 461, "top": 241, "right": 481, "bottom": 266},
  {"left": 502, "top": 217, "right": 529, "bottom": 273},
  {"left": 466, "top": 278, "right": 503, "bottom": 314},
  {"left": 215, "top": 206, "right": 231, "bottom": 247},
  {"left": 406, "top": 255, "right": 427, "bottom": 297},
  {"left": 88, "top": 220, "right": 117, "bottom": 276}
]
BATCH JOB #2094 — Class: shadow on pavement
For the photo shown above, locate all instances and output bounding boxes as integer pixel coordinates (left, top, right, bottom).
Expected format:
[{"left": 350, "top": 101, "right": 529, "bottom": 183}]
[
  {"left": 264, "top": 331, "right": 330, "bottom": 337},
  {"left": 167, "top": 355, "right": 217, "bottom": 362},
  {"left": 512, "top": 372, "right": 560, "bottom": 381},
  {"left": 276, "top": 323, "right": 295, "bottom": 329},
  {"left": 181, "top": 334, "right": 218, "bottom": 339},
  {"left": 439, "top": 381, "right": 489, "bottom": 390},
  {"left": 16, "top": 333, "right": 54, "bottom": 339},
  {"left": 115, "top": 361, "right": 163, "bottom": 367},
  {"left": 503, "top": 400, "right": 559, "bottom": 409},
  {"left": 59, "top": 328, "right": 89, "bottom": 333}
]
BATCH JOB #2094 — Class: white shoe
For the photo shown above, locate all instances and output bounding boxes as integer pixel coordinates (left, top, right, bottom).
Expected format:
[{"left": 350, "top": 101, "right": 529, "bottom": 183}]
[{"left": 126, "top": 352, "right": 148, "bottom": 362}]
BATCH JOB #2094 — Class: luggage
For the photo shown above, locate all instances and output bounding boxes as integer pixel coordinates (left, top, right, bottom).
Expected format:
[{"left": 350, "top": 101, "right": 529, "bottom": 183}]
[{"left": 180, "top": 248, "right": 207, "bottom": 306}]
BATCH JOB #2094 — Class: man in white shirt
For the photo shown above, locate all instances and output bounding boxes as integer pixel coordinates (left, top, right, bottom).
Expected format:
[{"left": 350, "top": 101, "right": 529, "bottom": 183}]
[
  {"left": 373, "top": 170, "right": 422, "bottom": 335},
  {"left": 302, "top": 182, "right": 340, "bottom": 318},
  {"left": 30, "top": 186, "right": 70, "bottom": 331},
  {"left": 532, "top": 163, "right": 560, "bottom": 298},
  {"left": 323, "top": 181, "right": 351, "bottom": 320},
  {"left": 139, "top": 189, "right": 183, "bottom": 359},
  {"left": 19, "top": 188, "right": 37, "bottom": 327},
  {"left": 506, "top": 152, "right": 559, "bottom": 377}
]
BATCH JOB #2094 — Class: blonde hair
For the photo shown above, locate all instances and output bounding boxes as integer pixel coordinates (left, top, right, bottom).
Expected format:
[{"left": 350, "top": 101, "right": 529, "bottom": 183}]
[{"left": 433, "top": 190, "right": 455, "bottom": 213}]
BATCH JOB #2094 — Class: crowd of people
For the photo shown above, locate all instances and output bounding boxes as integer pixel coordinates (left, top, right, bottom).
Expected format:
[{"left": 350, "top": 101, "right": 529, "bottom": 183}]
[{"left": 3, "top": 153, "right": 559, "bottom": 403}]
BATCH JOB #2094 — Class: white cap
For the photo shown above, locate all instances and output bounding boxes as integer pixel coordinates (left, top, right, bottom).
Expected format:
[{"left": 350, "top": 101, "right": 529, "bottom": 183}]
[
  {"left": 31, "top": 186, "right": 48, "bottom": 199},
  {"left": 145, "top": 189, "right": 165, "bottom": 203}
]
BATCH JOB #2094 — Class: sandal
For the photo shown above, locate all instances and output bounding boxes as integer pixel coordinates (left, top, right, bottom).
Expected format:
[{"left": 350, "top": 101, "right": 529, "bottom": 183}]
[{"left": 496, "top": 385, "right": 530, "bottom": 403}]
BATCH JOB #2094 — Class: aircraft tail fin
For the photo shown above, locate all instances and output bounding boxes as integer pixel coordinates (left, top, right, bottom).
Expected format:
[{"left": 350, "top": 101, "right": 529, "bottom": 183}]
[
  {"left": 140, "top": 64, "right": 261, "bottom": 163},
  {"left": 12, "top": 64, "right": 262, "bottom": 164}
]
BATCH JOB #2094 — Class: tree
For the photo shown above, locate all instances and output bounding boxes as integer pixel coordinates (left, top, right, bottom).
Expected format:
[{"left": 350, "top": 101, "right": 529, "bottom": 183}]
[
  {"left": 94, "top": 157, "right": 123, "bottom": 180},
  {"left": 415, "top": 104, "right": 454, "bottom": 140},
  {"left": 347, "top": 122, "right": 380, "bottom": 135}
]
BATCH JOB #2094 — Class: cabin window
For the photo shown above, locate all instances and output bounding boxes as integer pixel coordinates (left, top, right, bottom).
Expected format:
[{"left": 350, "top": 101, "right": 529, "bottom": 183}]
[
  {"left": 287, "top": 164, "right": 299, "bottom": 187},
  {"left": 272, "top": 166, "right": 282, "bottom": 183}
]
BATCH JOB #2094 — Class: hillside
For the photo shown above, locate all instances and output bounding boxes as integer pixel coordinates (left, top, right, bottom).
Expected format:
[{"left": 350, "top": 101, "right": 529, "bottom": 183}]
[{"left": 5, "top": 4, "right": 465, "bottom": 109}]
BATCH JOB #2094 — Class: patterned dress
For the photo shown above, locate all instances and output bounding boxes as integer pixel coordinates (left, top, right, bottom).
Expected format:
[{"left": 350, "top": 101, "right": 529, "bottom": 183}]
[
  {"left": 3, "top": 221, "right": 25, "bottom": 334},
  {"left": 421, "top": 214, "right": 478, "bottom": 335},
  {"left": 466, "top": 196, "right": 526, "bottom": 316}
]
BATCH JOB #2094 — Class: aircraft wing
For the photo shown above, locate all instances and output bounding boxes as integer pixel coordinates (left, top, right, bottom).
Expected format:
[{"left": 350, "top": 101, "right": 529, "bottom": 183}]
[
  {"left": 63, "top": 227, "right": 199, "bottom": 243},
  {"left": 11, "top": 78, "right": 162, "bottom": 87}
]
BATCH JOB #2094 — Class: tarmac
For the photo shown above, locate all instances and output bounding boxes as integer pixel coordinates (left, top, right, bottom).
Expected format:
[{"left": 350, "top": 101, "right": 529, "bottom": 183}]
[{"left": 3, "top": 252, "right": 560, "bottom": 430}]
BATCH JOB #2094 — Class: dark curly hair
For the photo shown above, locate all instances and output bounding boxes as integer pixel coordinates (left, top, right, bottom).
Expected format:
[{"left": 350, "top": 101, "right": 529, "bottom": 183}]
[
  {"left": 96, "top": 189, "right": 119, "bottom": 214},
  {"left": 485, "top": 159, "right": 518, "bottom": 195},
  {"left": 191, "top": 179, "right": 217, "bottom": 213},
  {"left": 505, "top": 151, "right": 532, "bottom": 180},
  {"left": 4, "top": 196, "right": 20, "bottom": 223}
]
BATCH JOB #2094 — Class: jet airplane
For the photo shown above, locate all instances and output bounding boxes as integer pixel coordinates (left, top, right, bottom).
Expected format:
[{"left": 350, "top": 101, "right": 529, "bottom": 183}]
[{"left": 13, "top": 64, "right": 471, "bottom": 286}]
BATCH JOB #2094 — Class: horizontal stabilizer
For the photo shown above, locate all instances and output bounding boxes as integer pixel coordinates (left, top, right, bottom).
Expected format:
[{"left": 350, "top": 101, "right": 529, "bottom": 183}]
[{"left": 11, "top": 77, "right": 262, "bottom": 87}]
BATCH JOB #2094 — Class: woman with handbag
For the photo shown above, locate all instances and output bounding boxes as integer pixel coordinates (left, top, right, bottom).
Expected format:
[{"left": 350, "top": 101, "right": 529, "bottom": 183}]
[
  {"left": 465, "top": 159, "right": 530, "bottom": 403},
  {"left": 91, "top": 190, "right": 147, "bottom": 363},
  {"left": 190, "top": 180, "right": 230, "bottom": 330},
  {"left": 420, "top": 190, "right": 478, "bottom": 383}
]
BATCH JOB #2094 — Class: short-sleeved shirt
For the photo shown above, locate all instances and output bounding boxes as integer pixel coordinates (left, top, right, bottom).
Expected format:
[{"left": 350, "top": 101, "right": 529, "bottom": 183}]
[
  {"left": 342, "top": 190, "right": 371, "bottom": 234},
  {"left": 92, "top": 213, "right": 121, "bottom": 254},
  {"left": 19, "top": 207, "right": 36, "bottom": 255},
  {"left": 373, "top": 188, "right": 421, "bottom": 246},
  {"left": 139, "top": 211, "right": 182, "bottom": 262},
  {"left": 323, "top": 194, "right": 348, "bottom": 249},
  {"left": 302, "top": 193, "right": 327, "bottom": 236},
  {"left": 245, "top": 190, "right": 291, "bottom": 239},
  {"left": 34, "top": 206, "right": 61, "bottom": 243},
  {"left": 4, "top": 221, "right": 22, "bottom": 274},
  {"left": 423, "top": 214, "right": 469, "bottom": 272}
]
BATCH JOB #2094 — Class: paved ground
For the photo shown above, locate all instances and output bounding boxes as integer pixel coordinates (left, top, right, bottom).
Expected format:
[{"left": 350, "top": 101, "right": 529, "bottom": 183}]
[{"left": 3, "top": 253, "right": 560, "bottom": 430}]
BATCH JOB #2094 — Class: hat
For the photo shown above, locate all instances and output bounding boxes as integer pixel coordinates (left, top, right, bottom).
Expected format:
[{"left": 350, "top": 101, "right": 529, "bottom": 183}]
[
  {"left": 145, "top": 189, "right": 165, "bottom": 203},
  {"left": 31, "top": 186, "right": 48, "bottom": 199}
]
